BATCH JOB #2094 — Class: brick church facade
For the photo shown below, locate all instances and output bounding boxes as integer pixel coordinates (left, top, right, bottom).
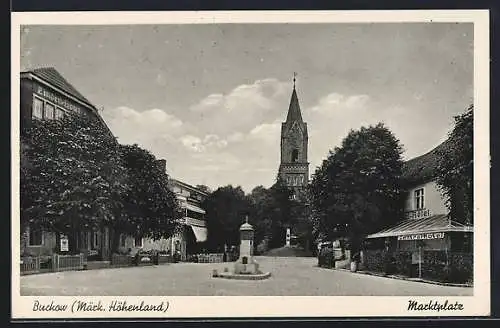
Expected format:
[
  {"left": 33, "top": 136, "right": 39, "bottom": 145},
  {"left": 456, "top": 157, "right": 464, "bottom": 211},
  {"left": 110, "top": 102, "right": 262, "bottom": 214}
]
[{"left": 278, "top": 77, "right": 309, "bottom": 197}]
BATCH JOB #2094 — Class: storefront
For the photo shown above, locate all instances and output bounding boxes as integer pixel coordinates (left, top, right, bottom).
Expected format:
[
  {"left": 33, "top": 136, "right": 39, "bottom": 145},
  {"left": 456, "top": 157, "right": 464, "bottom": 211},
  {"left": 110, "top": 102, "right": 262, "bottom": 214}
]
[{"left": 363, "top": 214, "right": 473, "bottom": 283}]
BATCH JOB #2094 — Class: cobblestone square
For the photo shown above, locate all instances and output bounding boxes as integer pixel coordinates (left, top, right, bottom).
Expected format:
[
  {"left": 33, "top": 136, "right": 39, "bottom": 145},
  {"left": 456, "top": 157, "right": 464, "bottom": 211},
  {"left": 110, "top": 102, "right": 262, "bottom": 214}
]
[{"left": 20, "top": 256, "right": 473, "bottom": 296}]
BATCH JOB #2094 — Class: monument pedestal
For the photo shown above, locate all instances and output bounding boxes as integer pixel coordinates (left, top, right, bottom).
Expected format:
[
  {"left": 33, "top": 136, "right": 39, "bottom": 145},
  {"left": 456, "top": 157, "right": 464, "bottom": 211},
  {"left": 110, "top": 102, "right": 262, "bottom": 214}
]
[
  {"left": 213, "top": 217, "right": 270, "bottom": 280},
  {"left": 234, "top": 256, "right": 260, "bottom": 274}
]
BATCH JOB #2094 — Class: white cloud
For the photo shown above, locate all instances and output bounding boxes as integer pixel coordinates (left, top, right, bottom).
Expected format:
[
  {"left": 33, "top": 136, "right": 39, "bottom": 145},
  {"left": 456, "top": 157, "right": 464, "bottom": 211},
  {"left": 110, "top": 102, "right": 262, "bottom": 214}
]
[
  {"left": 180, "top": 135, "right": 204, "bottom": 152},
  {"left": 103, "top": 81, "right": 438, "bottom": 193},
  {"left": 188, "top": 78, "right": 289, "bottom": 136}
]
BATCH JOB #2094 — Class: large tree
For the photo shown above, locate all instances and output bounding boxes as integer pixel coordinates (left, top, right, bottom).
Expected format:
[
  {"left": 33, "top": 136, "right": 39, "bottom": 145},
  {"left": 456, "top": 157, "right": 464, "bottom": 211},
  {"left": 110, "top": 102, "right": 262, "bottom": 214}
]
[
  {"left": 118, "top": 144, "right": 181, "bottom": 249},
  {"left": 202, "top": 185, "right": 252, "bottom": 251},
  {"left": 20, "top": 115, "right": 128, "bottom": 252},
  {"left": 435, "top": 105, "right": 473, "bottom": 225},
  {"left": 310, "top": 123, "right": 405, "bottom": 252}
]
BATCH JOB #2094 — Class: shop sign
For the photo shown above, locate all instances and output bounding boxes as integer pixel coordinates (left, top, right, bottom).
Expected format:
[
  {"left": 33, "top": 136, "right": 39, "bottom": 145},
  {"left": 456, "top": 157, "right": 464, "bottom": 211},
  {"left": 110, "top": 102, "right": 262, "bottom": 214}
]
[
  {"left": 35, "top": 84, "right": 83, "bottom": 113},
  {"left": 60, "top": 234, "right": 69, "bottom": 252},
  {"left": 398, "top": 232, "right": 445, "bottom": 241},
  {"left": 404, "top": 208, "right": 432, "bottom": 220}
]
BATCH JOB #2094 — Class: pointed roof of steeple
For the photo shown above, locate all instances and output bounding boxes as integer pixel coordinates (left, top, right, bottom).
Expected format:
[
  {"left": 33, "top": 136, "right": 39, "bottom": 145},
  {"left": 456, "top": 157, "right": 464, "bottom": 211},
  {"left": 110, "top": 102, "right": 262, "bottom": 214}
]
[{"left": 286, "top": 87, "right": 303, "bottom": 123}]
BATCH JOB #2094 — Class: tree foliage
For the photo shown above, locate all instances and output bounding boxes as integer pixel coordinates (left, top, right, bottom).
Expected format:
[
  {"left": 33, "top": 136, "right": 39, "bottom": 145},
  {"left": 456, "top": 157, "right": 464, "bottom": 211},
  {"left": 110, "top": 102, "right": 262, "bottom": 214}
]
[
  {"left": 202, "top": 185, "right": 252, "bottom": 250},
  {"left": 20, "top": 115, "right": 181, "bottom": 252},
  {"left": 21, "top": 115, "right": 128, "bottom": 251},
  {"left": 435, "top": 105, "right": 473, "bottom": 225},
  {"left": 119, "top": 144, "right": 182, "bottom": 241},
  {"left": 310, "top": 123, "right": 405, "bottom": 251}
]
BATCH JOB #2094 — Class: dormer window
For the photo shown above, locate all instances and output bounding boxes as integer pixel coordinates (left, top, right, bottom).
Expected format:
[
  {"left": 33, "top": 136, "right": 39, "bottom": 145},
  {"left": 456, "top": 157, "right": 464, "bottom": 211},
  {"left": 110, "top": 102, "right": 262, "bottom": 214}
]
[{"left": 291, "top": 149, "right": 299, "bottom": 162}]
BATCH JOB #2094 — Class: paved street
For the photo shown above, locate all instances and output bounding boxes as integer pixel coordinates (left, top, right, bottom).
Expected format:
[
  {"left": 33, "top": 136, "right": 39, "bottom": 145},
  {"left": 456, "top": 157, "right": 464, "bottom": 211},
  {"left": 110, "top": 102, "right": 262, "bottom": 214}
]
[{"left": 20, "top": 256, "right": 472, "bottom": 296}]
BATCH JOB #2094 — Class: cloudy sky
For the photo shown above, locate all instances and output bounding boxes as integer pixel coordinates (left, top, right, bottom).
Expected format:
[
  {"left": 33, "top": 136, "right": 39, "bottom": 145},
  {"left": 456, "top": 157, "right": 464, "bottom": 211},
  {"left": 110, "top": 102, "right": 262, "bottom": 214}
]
[{"left": 20, "top": 23, "right": 473, "bottom": 193}]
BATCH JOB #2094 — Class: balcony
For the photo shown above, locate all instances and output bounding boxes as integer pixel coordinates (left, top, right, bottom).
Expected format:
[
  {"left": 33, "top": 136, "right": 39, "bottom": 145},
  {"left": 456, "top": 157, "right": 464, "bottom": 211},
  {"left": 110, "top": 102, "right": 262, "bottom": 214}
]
[{"left": 404, "top": 208, "right": 432, "bottom": 220}]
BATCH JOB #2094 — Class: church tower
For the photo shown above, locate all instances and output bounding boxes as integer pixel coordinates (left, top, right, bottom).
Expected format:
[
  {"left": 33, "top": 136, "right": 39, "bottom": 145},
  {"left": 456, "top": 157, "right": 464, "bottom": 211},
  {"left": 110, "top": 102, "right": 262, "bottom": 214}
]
[{"left": 278, "top": 74, "right": 309, "bottom": 195}]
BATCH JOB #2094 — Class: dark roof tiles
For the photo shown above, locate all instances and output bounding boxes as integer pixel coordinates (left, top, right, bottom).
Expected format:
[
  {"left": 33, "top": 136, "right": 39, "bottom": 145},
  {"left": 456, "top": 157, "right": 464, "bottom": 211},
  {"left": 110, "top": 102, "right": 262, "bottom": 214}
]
[
  {"left": 29, "top": 67, "right": 94, "bottom": 108},
  {"left": 401, "top": 140, "right": 450, "bottom": 185}
]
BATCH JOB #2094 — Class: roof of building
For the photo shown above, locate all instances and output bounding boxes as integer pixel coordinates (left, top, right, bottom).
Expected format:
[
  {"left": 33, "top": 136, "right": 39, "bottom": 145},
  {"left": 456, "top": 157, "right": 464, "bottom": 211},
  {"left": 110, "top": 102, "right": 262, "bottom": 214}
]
[
  {"left": 169, "top": 178, "right": 209, "bottom": 196},
  {"left": 366, "top": 214, "right": 472, "bottom": 239},
  {"left": 22, "top": 66, "right": 117, "bottom": 141},
  {"left": 25, "top": 67, "right": 95, "bottom": 108},
  {"left": 401, "top": 140, "right": 450, "bottom": 185},
  {"left": 286, "top": 88, "right": 303, "bottom": 123}
]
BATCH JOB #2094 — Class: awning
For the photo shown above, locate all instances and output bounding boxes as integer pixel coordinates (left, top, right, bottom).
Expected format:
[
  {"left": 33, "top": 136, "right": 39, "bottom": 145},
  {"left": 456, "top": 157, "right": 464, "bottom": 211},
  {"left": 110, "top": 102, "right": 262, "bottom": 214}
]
[
  {"left": 184, "top": 203, "right": 206, "bottom": 214},
  {"left": 366, "top": 214, "right": 473, "bottom": 239},
  {"left": 190, "top": 225, "right": 208, "bottom": 242}
]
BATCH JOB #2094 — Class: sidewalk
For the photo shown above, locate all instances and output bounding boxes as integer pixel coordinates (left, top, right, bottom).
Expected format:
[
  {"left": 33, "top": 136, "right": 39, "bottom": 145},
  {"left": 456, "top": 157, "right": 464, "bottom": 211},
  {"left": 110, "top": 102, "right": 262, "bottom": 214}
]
[{"left": 335, "top": 268, "right": 473, "bottom": 288}]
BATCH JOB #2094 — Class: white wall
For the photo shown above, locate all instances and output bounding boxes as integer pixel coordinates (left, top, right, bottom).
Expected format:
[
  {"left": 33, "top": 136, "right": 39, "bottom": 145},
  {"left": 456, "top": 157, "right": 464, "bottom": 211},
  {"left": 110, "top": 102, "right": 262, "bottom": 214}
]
[{"left": 404, "top": 180, "right": 448, "bottom": 216}]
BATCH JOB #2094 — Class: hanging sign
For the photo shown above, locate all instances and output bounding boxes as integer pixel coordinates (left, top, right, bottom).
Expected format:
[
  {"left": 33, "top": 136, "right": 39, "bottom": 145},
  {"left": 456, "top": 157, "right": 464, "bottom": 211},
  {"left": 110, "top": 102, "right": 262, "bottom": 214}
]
[
  {"left": 60, "top": 234, "right": 69, "bottom": 252},
  {"left": 397, "top": 232, "right": 445, "bottom": 241}
]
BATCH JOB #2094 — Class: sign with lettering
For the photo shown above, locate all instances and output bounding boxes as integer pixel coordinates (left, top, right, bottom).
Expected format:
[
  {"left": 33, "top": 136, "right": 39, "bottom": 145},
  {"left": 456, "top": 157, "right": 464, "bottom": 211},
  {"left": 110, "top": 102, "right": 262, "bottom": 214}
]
[
  {"left": 35, "top": 84, "right": 83, "bottom": 114},
  {"left": 286, "top": 228, "right": 291, "bottom": 246},
  {"left": 397, "top": 232, "right": 445, "bottom": 241},
  {"left": 60, "top": 234, "right": 69, "bottom": 252},
  {"left": 404, "top": 208, "right": 432, "bottom": 220}
]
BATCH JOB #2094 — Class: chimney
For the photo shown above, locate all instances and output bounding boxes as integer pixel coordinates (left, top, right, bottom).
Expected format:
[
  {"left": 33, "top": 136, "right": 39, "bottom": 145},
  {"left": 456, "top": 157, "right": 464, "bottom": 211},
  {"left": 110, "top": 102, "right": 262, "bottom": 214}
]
[{"left": 157, "top": 159, "right": 167, "bottom": 173}]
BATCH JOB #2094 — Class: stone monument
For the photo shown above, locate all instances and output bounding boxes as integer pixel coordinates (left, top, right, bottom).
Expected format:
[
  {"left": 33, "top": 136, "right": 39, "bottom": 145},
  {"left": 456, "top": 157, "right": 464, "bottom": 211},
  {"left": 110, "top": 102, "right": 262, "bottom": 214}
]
[
  {"left": 233, "top": 216, "right": 259, "bottom": 274},
  {"left": 213, "top": 216, "right": 271, "bottom": 280}
]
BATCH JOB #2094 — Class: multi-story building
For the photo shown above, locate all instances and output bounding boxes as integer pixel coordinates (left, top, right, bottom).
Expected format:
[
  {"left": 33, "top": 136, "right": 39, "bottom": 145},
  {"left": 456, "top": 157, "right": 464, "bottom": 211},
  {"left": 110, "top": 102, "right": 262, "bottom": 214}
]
[
  {"left": 20, "top": 67, "right": 115, "bottom": 260},
  {"left": 20, "top": 66, "right": 112, "bottom": 136},
  {"left": 120, "top": 174, "right": 209, "bottom": 261},
  {"left": 366, "top": 140, "right": 473, "bottom": 258}
]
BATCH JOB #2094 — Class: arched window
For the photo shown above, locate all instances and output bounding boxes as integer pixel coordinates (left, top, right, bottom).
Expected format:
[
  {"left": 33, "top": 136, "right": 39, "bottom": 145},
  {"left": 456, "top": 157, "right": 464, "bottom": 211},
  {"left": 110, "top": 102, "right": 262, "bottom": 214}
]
[{"left": 291, "top": 149, "right": 299, "bottom": 162}]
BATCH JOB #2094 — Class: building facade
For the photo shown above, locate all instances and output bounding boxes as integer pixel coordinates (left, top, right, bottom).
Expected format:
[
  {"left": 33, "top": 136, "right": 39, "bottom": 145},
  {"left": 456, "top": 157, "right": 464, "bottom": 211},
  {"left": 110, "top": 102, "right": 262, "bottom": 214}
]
[
  {"left": 366, "top": 141, "right": 473, "bottom": 266},
  {"left": 20, "top": 67, "right": 115, "bottom": 260},
  {"left": 20, "top": 67, "right": 112, "bottom": 136},
  {"left": 278, "top": 79, "right": 309, "bottom": 196},
  {"left": 119, "top": 178, "right": 208, "bottom": 261}
]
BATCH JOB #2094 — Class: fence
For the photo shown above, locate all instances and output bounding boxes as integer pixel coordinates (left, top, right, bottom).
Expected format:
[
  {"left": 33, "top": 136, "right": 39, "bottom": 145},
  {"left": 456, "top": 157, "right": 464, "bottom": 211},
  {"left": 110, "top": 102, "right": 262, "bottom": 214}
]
[
  {"left": 52, "top": 253, "right": 85, "bottom": 272},
  {"left": 362, "top": 249, "right": 473, "bottom": 284},
  {"left": 20, "top": 254, "right": 84, "bottom": 275},
  {"left": 20, "top": 256, "right": 41, "bottom": 275},
  {"left": 195, "top": 253, "right": 225, "bottom": 263}
]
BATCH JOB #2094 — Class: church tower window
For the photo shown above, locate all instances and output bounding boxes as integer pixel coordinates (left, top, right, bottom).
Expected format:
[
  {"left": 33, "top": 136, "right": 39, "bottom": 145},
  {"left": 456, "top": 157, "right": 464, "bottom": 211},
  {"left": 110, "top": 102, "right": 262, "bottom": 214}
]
[{"left": 291, "top": 149, "right": 299, "bottom": 162}]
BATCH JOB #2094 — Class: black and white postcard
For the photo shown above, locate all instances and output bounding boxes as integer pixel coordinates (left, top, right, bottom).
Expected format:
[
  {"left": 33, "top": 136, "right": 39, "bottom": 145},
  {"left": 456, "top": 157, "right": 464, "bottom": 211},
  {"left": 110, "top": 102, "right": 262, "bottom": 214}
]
[{"left": 11, "top": 10, "right": 490, "bottom": 318}]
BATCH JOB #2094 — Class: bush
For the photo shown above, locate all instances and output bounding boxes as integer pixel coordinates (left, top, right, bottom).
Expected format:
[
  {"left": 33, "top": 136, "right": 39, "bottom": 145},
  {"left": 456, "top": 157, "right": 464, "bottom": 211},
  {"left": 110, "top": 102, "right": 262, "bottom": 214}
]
[
  {"left": 393, "top": 251, "right": 412, "bottom": 277},
  {"left": 449, "top": 252, "right": 473, "bottom": 283},
  {"left": 422, "top": 251, "right": 473, "bottom": 283},
  {"left": 363, "top": 250, "right": 385, "bottom": 273}
]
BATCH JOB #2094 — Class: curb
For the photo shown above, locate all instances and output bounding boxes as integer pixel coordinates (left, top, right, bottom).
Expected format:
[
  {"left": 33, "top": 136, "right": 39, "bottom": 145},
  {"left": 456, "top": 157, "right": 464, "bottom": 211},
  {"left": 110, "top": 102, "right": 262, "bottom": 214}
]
[
  {"left": 335, "top": 268, "right": 472, "bottom": 288},
  {"left": 213, "top": 272, "right": 272, "bottom": 280}
]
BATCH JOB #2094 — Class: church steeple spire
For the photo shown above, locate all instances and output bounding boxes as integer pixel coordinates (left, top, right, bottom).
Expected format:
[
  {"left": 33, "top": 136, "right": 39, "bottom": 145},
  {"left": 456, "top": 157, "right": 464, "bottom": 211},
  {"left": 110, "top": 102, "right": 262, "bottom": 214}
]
[
  {"left": 286, "top": 73, "right": 303, "bottom": 123},
  {"left": 278, "top": 73, "right": 309, "bottom": 192}
]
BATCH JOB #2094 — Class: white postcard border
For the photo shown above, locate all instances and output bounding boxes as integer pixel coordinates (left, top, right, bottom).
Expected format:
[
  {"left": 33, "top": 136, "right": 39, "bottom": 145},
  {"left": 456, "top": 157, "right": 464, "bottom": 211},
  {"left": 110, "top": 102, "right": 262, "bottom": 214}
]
[{"left": 11, "top": 10, "right": 490, "bottom": 319}]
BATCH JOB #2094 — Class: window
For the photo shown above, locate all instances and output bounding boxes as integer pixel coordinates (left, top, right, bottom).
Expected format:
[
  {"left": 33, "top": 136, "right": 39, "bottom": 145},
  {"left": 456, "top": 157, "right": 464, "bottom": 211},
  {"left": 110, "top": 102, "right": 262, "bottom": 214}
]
[
  {"left": 28, "top": 228, "right": 43, "bottom": 246},
  {"left": 291, "top": 149, "right": 299, "bottom": 162},
  {"left": 134, "top": 236, "right": 143, "bottom": 248},
  {"left": 45, "top": 103, "right": 55, "bottom": 120},
  {"left": 32, "top": 97, "right": 44, "bottom": 119},
  {"left": 414, "top": 188, "right": 425, "bottom": 210},
  {"left": 55, "top": 107, "right": 65, "bottom": 120}
]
